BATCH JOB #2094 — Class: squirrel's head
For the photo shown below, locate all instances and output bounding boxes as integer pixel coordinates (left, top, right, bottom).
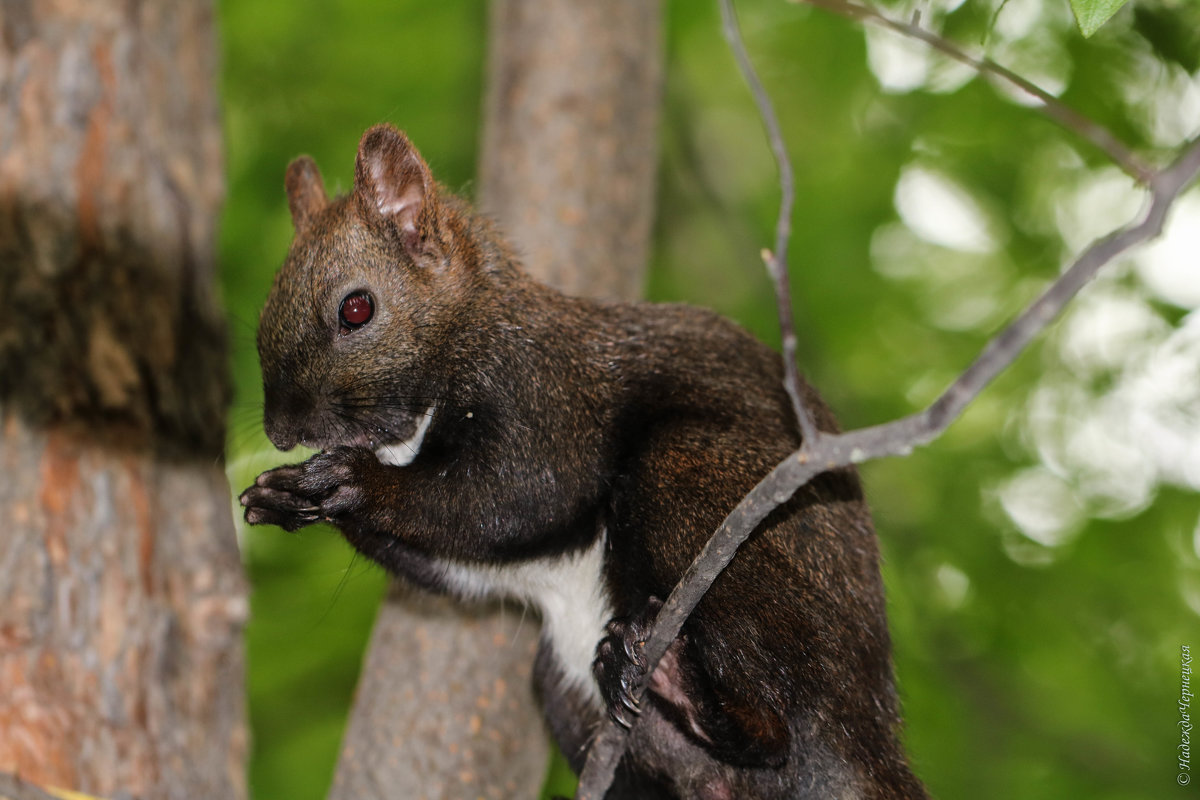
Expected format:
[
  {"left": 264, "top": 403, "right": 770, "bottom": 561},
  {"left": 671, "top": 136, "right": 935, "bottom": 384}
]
[{"left": 256, "top": 125, "right": 481, "bottom": 454}]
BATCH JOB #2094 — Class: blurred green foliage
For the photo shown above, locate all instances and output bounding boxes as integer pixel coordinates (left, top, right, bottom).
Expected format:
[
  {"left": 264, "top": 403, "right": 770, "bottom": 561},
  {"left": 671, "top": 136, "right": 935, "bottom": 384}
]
[{"left": 218, "top": 1, "right": 1200, "bottom": 798}]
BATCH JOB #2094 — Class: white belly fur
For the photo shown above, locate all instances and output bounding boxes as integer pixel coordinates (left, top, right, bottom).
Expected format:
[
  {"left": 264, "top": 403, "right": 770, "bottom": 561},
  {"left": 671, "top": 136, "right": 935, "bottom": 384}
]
[
  {"left": 374, "top": 404, "right": 611, "bottom": 705},
  {"left": 436, "top": 533, "right": 612, "bottom": 707}
]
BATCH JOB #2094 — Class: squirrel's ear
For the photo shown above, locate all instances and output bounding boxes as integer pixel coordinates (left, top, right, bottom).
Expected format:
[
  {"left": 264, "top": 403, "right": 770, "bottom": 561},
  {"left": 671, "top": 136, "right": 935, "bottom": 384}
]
[
  {"left": 284, "top": 156, "right": 328, "bottom": 233},
  {"left": 354, "top": 125, "right": 433, "bottom": 239}
]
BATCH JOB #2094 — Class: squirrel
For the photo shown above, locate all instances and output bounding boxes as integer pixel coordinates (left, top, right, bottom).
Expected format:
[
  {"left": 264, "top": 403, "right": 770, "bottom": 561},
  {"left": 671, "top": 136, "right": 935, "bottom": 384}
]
[{"left": 239, "top": 124, "right": 928, "bottom": 800}]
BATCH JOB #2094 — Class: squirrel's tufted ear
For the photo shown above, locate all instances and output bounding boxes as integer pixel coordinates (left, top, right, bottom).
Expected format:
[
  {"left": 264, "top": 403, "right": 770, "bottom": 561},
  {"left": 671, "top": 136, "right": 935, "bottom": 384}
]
[
  {"left": 354, "top": 125, "right": 434, "bottom": 243},
  {"left": 284, "top": 156, "right": 328, "bottom": 233}
]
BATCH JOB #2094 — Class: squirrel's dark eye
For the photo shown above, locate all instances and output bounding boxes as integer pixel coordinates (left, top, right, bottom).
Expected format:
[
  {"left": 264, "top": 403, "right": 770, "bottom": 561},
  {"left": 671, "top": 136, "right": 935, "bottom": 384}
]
[{"left": 339, "top": 291, "right": 374, "bottom": 330}]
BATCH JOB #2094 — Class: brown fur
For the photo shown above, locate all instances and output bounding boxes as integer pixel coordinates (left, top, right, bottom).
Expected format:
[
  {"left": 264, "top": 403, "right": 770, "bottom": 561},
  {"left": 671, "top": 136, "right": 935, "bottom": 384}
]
[{"left": 240, "top": 125, "right": 928, "bottom": 799}]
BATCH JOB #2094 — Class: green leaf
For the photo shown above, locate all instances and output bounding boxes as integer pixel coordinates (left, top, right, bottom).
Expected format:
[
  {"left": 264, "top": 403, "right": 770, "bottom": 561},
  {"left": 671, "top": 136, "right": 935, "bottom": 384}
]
[{"left": 1069, "top": 0, "right": 1131, "bottom": 37}]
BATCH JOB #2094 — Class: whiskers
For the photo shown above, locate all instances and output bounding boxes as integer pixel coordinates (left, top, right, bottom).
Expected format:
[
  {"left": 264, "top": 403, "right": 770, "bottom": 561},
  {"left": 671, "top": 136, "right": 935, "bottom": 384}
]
[
  {"left": 325, "top": 375, "right": 445, "bottom": 448},
  {"left": 227, "top": 401, "right": 269, "bottom": 456},
  {"left": 317, "top": 550, "right": 379, "bottom": 627},
  {"left": 332, "top": 375, "right": 532, "bottom": 434}
]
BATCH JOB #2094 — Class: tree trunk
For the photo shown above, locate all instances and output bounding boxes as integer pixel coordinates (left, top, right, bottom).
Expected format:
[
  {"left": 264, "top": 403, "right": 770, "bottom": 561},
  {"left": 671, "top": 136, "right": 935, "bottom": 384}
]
[
  {"left": 0, "top": 3, "right": 247, "bottom": 799},
  {"left": 479, "top": 0, "right": 662, "bottom": 300},
  {"left": 327, "top": 1, "right": 661, "bottom": 798}
]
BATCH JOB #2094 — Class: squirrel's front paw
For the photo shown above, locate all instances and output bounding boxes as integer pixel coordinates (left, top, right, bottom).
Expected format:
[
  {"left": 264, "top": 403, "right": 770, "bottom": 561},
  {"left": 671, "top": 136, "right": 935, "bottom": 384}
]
[
  {"left": 592, "top": 596, "right": 663, "bottom": 729},
  {"left": 240, "top": 446, "right": 379, "bottom": 530}
]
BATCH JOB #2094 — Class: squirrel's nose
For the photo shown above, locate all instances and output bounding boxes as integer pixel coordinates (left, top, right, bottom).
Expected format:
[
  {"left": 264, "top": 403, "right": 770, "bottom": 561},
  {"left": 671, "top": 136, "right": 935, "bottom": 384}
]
[
  {"left": 263, "top": 415, "right": 300, "bottom": 452},
  {"left": 262, "top": 386, "right": 312, "bottom": 451}
]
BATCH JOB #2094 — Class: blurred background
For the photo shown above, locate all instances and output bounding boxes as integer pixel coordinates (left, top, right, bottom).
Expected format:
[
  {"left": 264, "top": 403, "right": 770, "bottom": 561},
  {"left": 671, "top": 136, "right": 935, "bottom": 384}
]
[{"left": 218, "top": 1, "right": 1200, "bottom": 797}]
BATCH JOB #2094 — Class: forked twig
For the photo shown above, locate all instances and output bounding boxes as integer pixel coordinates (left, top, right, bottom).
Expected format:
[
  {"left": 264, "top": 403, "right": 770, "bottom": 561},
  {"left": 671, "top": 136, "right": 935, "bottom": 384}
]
[{"left": 575, "top": 135, "right": 1200, "bottom": 800}]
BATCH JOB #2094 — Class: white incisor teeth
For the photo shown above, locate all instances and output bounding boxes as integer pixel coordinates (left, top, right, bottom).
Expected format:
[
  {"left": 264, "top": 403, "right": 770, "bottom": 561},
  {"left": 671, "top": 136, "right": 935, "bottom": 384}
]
[{"left": 375, "top": 406, "right": 435, "bottom": 466}]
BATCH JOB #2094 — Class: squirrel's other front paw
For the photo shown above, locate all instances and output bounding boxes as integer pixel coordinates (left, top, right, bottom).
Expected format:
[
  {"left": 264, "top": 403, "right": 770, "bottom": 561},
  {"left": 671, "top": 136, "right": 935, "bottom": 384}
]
[
  {"left": 295, "top": 445, "right": 378, "bottom": 516},
  {"left": 239, "top": 446, "right": 379, "bottom": 530},
  {"left": 592, "top": 596, "right": 664, "bottom": 729}
]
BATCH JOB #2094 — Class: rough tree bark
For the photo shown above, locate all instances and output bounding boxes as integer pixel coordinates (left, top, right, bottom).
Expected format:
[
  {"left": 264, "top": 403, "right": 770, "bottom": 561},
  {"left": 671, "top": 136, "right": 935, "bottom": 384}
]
[
  {"left": 326, "top": 1, "right": 661, "bottom": 798},
  {"left": 0, "top": 3, "right": 247, "bottom": 799}
]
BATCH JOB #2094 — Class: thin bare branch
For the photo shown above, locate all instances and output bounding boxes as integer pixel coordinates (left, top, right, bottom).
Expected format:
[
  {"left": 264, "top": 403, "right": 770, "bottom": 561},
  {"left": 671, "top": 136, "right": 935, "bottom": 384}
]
[
  {"left": 798, "top": 0, "right": 1156, "bottom": 184},
  {"left": 718, "top": 0, "right": 821, "bottom": 447},
  {"left": 574, "top": 134, "right": 1200, "bottom": 800}
]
